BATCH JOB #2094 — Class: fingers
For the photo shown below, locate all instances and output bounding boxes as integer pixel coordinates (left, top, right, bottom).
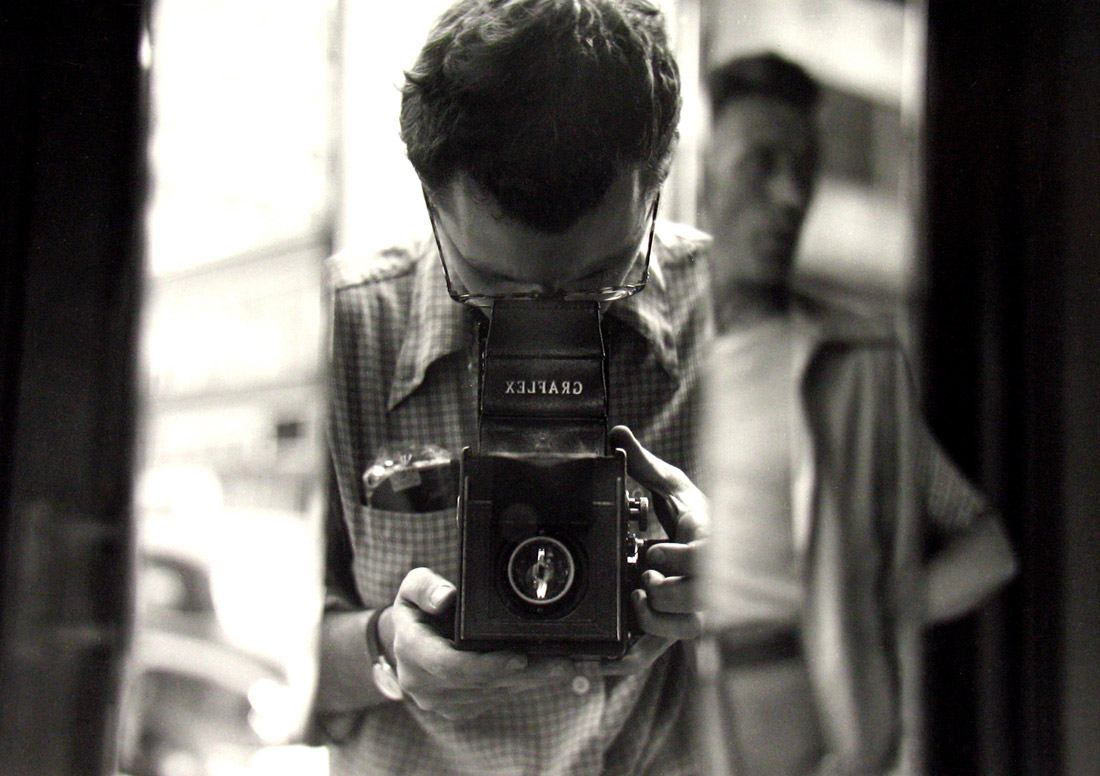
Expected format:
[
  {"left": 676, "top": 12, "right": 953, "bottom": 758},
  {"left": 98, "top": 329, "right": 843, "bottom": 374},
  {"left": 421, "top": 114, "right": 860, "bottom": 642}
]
[
  {"left": 412, "top": 691, "right": 507, "bottom": 721},
  {"left": 609, "top": 425, "right": 709, "bottom": 542},
  {"left": 399, "top": 631, "right": 526, "bottom": 688},
  {"left": 638, "top": 541, "right": 704, "bottom": 636},
  {"left": 608, "top": 426, "right": 708, "bottom": 642},
  {"left": 596, "top": 634, "right": 674, "bottom": 676},
  {"left": 632, "top": 588, "right": 704, "bottom": 640},
  {"left": 413, "top": 658, "right": 578, "bottom": 720},
  {"left": 645, "top": 541, "right": 698, "bottom": 577},
  {"left": 640, "top": 568, "right": 695, "bottom": 613},
  {"left": 393, "top": 569, "right": 527, "bottom": 688},
  {"left": 390, "top": 567, "right": 583, "bottom": 720},
  {"left": 400, "top": 641, "right": 570, "bottom": 693},
  {"left": 400, "top": 650, "right": 582, "bottom": 720},
  {"left": 421, "top": 655, "right": 573, "bottom": 694}
]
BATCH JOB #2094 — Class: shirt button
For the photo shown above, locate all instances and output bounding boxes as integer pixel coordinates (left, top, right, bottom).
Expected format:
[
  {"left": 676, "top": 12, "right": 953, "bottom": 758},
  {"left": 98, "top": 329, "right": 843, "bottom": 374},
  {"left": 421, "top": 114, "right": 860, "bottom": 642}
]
[{"left": 570, "top": 675, "right": 591, "bottom": 695}]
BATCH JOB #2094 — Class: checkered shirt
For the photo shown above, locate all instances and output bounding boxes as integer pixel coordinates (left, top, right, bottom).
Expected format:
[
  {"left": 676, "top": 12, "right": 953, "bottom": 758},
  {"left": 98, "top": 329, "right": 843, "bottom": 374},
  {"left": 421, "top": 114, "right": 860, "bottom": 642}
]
[{"left": 322, "top": 221, "right": 712, "bottom": 776}]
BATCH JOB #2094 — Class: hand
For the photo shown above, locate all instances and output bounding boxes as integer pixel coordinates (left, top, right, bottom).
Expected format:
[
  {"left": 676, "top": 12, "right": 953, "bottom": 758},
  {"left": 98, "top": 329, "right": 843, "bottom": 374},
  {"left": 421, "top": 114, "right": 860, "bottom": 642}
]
[
  {"left": 388, "top": 567, "right": 573, "bottom": 721},
  {"left": 609, "top": 425, "right": 708, "bottom": 643}
]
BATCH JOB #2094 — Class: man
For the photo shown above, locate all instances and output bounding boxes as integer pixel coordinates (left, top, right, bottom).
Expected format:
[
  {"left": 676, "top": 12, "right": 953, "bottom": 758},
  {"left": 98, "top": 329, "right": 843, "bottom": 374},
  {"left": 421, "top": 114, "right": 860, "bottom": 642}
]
[
  {"left": 697, "top": 52, "right": 1018, "bottom": 775},
  {"left": 703, "top": 52, "right": 818, "bottom": 333},
  {"left": 314, "top": 2, "right": 710, "bottom": 775}
]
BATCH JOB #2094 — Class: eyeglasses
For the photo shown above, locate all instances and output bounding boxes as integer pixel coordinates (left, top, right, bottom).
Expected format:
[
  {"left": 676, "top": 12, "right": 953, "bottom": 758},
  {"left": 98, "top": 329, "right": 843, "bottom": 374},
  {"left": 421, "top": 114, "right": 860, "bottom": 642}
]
[{"left": 424, "top": 189, "right": 659, "bottom": 305}]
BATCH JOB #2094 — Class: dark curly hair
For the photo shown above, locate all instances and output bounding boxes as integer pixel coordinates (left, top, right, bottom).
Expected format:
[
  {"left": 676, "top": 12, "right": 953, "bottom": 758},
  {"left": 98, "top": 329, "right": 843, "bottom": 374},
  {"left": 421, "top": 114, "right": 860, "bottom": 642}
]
[
  {"left": 400, "top": 0, "right": 681, "bottom": 233},
  {"left": 706, "top": 51, "right": 820, "bottom": 118}
]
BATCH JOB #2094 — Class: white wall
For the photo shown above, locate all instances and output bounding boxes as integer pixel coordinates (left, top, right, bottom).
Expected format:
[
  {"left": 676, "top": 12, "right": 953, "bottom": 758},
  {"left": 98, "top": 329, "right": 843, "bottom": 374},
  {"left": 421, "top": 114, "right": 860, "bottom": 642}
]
[{"left": 336, "top": 2, "right": 456, "bottom": 254}]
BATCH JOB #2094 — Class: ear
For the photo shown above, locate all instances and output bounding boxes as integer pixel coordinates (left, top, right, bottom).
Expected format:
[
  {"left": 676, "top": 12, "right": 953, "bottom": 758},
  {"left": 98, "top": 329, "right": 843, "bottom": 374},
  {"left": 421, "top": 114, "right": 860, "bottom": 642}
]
[{"left": 651, "top": 129, "right": 680, "bottom": 189}]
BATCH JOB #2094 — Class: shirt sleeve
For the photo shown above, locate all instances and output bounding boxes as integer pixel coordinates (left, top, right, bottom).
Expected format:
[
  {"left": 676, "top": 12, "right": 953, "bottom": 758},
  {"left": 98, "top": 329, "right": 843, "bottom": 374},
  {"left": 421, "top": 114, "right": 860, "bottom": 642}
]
[
  {"left": 323, "top": 453, "right": 363, "bottom": 613},
  {"left": 917, "top": 421, "right": 996, "bottom": 544}
]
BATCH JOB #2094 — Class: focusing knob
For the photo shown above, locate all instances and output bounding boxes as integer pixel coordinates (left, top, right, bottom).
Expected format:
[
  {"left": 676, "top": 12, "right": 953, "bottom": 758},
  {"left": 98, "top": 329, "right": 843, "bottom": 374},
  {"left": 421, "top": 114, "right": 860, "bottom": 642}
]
[{"left": 628, "top": 494, "right": 649, "bottom": 531}]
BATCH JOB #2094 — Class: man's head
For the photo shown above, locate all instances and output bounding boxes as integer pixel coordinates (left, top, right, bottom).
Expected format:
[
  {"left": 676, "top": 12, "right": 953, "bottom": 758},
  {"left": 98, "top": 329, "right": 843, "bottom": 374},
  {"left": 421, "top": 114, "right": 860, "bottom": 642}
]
[
  {"left": 703, "top": 52, "right": 819, "bottom": 297},
  {"left": 401, "top": 0, "right": 679, "bottom": 302}
]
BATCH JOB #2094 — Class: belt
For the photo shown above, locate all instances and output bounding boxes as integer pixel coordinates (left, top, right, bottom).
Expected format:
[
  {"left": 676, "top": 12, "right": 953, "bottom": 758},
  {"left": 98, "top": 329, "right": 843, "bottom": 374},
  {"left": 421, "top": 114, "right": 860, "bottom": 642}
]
[{"left": 716, "top": 628, "right": 801, "bottom": 668}]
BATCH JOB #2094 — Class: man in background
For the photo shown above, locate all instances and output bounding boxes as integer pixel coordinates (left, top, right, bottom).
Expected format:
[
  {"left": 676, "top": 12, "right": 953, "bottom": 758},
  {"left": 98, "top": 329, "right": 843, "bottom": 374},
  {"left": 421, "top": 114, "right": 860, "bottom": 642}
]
[{"left": 697, "top": 52, "right": 1018, "bottom": 775}]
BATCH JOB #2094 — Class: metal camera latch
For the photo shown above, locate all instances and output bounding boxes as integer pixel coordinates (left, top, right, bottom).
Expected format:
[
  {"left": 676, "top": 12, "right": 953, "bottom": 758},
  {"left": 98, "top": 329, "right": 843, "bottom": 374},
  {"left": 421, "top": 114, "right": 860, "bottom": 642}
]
[{"left": 628, "top": 493, "right": 649, "bottom": 532}]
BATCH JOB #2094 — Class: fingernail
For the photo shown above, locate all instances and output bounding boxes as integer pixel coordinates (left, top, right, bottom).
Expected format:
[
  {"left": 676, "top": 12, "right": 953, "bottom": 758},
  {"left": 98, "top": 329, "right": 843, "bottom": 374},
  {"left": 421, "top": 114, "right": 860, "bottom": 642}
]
[{"left": 429, "top": 585, "right": 452, "bottom": 608}]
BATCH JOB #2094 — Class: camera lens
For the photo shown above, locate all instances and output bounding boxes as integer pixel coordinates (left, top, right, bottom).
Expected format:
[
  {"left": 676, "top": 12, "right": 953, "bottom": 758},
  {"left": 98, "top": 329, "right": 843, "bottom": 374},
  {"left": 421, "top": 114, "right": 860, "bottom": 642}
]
[{"left": 507, "top": 536, "right": 575, "bottom": 605}]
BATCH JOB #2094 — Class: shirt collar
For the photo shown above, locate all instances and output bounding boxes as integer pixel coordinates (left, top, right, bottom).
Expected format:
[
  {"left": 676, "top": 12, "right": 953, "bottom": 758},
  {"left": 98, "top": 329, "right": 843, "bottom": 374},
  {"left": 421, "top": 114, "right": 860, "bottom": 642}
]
[
  {"left": 603, "top": 239, "right": 680, "bottom": 375},
  {"left": 788, "top": 291, "right": 900, "bottom": 387},
  {"left": 387, "top": 240, "right": 478, "bottom": 411},
  {"left": 387, "top": 234, "right": 680, "bottom": 410}
]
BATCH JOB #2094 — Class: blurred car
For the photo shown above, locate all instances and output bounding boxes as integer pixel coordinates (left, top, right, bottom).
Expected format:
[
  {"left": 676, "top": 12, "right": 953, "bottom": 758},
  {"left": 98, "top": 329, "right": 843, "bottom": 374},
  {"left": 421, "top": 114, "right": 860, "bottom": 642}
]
[{"left": 117, "top": 526, "right": 298, "bottom": 776}]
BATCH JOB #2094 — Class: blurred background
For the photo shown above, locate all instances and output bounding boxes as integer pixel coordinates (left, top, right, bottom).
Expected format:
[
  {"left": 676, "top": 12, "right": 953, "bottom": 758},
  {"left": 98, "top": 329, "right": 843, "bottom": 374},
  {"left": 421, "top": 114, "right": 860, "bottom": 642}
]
[
  {"left": 117, "top": 2, "right": 335, "bottom": 775},
  {"left": 2, "top": 1, "right": 1097, "bottom": 776}
]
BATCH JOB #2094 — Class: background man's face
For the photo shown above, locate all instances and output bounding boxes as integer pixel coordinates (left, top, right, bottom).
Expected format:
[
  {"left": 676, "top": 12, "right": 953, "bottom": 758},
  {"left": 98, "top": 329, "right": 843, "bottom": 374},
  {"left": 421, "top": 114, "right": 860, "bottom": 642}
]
[
  {"left": 704, "top": 95, "right": 817, "bottom": 293},
  {"left": 430, "top": 171, "right": 654, "bottom": 303}
]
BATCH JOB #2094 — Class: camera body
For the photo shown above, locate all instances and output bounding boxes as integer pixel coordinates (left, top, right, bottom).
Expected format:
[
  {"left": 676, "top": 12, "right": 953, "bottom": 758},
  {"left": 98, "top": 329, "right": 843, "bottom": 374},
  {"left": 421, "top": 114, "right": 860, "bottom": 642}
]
[{"left": 454, "top": 299, "right": 648, "bottom": 658}]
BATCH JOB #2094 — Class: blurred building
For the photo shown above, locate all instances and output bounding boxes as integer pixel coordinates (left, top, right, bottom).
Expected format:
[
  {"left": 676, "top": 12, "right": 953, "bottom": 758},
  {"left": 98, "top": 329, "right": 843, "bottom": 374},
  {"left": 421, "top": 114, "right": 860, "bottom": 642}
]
[{"left": 139, "top": 235, "right": 329, "bottom": 514}]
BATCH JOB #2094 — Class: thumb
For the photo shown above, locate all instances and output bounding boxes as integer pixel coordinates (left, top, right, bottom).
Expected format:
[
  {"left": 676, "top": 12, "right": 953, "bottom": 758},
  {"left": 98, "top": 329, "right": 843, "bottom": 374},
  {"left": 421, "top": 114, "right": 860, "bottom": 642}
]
[
  {"left": 610, "top": 425, "right": 690, "bottom": 538},
  {"left": 609, "top": 425, "right": 709, "bottom": 543},
  {"left": 609, "top": 425, "right": 694, "bottom": 497},
  {"left": 396, "top": 567, "right": 457, "bottom": 615}
]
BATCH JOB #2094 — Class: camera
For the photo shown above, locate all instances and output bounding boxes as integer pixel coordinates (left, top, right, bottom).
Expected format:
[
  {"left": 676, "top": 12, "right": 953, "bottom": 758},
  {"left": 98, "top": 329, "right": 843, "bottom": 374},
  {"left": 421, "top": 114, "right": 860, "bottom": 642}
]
[{"left": 454, "top": 298, "right": 651, "bottom": 658}]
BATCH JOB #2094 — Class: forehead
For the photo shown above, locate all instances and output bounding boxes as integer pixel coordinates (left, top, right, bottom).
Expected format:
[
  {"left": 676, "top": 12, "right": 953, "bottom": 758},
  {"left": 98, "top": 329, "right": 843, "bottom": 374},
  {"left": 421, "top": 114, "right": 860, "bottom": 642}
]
[
  {"left": 434, "top": 171, "right": 648, "bottom": 262},
  {"left": 710, "top": 95, "right": 816, "bottom": 156}
]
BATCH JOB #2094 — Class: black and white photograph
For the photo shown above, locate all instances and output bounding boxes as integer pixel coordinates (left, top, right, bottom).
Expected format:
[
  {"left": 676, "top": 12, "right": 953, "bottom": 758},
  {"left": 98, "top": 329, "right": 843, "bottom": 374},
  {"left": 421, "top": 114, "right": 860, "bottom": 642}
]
[{"left": 2, "top": 2, "right": 1097, "bottom": 775}]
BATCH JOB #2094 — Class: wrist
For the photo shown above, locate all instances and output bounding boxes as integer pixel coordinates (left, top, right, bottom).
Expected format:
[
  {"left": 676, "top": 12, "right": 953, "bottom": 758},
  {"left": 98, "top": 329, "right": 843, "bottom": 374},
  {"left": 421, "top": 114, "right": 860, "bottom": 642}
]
[
  {"left": 377, "top": 605, "right": 396, "bottom": 665},
  {"left": 365, "top": 605, "right": 402, "bottom": 701},
  {"left": 364, "top": 605, "right": 392, "bottom": 664}
]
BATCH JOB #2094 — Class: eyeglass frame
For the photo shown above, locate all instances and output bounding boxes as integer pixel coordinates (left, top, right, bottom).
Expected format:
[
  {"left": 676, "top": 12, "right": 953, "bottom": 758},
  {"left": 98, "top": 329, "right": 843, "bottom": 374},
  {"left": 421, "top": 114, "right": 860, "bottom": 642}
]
[{"left": 423, "top": 188, "right": 660, "bottom": 305}]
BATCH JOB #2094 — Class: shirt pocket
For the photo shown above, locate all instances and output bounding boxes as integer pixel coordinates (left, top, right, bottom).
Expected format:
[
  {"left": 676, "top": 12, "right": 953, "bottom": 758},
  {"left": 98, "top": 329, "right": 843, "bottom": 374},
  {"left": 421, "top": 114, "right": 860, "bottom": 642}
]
[{"left": 349, "top": 504, "right": 461, "bottom": 607}]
